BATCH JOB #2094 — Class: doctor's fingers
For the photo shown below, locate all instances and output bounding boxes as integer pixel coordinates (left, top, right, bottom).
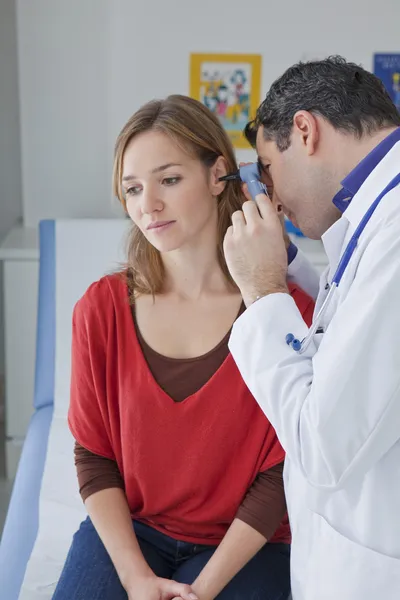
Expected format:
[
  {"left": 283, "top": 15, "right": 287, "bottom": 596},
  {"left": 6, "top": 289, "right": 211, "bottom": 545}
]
[
  {"left": 231, "top": 210, "right": 246, "bottom": 230},
  {"left": 242, "top": 199, "right": 263, "bottom": 225},
  {"left": 255, "top": 193, "right": 282, "bottom": 226}
]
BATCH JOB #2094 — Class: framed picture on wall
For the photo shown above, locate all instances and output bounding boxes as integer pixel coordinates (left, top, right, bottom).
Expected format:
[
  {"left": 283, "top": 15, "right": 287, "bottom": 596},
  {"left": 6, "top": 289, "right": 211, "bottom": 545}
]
[
  {"left": 374, "top": 54, "right": 400, "bottom": 112},
  {"left": 189, "top": 53, "right": 262, "bottom": 149}
]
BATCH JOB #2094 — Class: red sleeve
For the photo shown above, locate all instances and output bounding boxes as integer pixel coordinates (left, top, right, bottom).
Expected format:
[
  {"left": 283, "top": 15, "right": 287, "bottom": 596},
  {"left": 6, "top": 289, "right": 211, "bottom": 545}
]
[
  {"left": 68, "top": 279, "right": 115, "bottom": 460},
  {"left": 258, "top": 431, "right": 285, "bottom": 472},
  {"left": 289, "top": 283, "right": 315, "bottom": 327}
]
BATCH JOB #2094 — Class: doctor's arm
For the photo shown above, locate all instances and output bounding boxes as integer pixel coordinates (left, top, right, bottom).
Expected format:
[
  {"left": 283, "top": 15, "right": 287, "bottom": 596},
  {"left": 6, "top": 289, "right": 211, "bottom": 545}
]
[{"left": 229, "top": 224, "right": 400, "bottom": 491}]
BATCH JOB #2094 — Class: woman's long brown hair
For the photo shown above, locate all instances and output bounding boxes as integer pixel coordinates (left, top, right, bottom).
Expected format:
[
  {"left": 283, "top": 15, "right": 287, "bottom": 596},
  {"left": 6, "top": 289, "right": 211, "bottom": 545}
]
[{"left": 113, "top": 95, "right": 244, "bottom": 297}]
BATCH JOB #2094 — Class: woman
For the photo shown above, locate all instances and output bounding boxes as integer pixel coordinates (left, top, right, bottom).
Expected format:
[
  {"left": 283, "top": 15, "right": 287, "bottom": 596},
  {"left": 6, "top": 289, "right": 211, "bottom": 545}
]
[{"left": 54, "top": 95, "right": 314, "bottom": 600}]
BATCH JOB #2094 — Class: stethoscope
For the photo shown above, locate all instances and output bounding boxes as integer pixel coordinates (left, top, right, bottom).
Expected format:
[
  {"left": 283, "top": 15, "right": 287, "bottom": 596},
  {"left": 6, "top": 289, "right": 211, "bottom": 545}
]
[{"left": 286, "top": 172, "right": 400, "bottom": 354}]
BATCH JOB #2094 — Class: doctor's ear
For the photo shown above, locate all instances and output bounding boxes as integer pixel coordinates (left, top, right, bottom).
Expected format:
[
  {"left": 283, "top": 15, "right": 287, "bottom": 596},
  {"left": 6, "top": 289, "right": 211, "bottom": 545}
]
[
  {"left": 292, "top": 110, "right": 319, "bottom": 155},
  {"left": 209, "top": 156, "right": 228, "bottom": 196}
]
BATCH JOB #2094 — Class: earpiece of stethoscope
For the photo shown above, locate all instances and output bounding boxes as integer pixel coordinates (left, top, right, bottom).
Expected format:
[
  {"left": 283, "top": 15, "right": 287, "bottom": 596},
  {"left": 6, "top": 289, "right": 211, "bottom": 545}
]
[
  {"left": 287, "top": 283, "right": 338, "bottom": 354},
  {"left": 285, "top": 333, "right": 302, "bottom": 351}
]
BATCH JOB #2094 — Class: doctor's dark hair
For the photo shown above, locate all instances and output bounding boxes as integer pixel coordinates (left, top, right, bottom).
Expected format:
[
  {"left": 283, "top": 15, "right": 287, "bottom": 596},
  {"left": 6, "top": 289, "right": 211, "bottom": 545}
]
[
  {"left": 113, "top": 95, "right": 243, "bottom": 297},
  {"left": 245, "top": 55, "right": 400, "bottom": 151}
]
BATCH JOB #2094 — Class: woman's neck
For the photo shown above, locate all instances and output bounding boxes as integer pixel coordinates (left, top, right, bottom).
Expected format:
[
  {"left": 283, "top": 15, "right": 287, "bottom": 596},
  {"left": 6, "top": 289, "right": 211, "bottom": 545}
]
[{"left": 161, "top": 243, "right": 231, "bottom": 301}]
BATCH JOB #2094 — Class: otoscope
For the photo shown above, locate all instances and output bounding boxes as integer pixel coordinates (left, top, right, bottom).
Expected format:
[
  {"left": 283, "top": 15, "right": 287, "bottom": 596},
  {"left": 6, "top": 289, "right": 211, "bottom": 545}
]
[{"left": 218, "top": 163, "right": 269, "bottom": 200}]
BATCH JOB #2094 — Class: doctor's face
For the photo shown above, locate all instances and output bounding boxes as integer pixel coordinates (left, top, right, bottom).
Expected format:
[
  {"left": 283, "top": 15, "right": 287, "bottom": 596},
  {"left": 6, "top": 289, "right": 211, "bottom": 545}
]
[{"left": 256, "top": 126, "right": 340, "bottom": 239}]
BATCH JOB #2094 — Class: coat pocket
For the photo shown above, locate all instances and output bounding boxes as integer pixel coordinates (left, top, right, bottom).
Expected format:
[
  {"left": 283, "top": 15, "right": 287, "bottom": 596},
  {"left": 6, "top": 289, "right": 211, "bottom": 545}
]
[{"left": 302, "top": 513, "right": 400, "bottom": 600}]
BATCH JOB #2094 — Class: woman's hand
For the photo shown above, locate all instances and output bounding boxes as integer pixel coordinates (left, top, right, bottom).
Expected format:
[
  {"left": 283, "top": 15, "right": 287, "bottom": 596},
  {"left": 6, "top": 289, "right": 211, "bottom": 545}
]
[{"left": 126, "top": 575, "right": 198, "bottom": 600}]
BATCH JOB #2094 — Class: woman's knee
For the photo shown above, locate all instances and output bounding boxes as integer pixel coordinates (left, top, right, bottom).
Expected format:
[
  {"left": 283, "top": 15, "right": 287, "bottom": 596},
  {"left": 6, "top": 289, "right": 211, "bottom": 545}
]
[{"left": 53, "top": 517, "right": 127, "bottom": 600}]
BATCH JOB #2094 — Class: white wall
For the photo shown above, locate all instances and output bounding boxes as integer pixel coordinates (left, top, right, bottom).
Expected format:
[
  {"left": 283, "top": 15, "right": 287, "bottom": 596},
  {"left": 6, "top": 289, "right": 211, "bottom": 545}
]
[
  {"left": 16, "top": 0, "right": 115, "bottom": 227},
  {"left": 0, "top": 0, "right": 23, "bottom": 377},
  {"left": 16, "top": 0, "right": 400, "bottom": 228},
  {"left": 0, "top": 0, "right": 22, "bottom": 238}
]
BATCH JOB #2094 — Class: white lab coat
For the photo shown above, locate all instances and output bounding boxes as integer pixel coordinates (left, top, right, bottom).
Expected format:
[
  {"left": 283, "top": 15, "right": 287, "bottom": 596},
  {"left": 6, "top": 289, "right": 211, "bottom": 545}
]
[{"left": 229, "top": 141, "right": 400, "bottom": 600}]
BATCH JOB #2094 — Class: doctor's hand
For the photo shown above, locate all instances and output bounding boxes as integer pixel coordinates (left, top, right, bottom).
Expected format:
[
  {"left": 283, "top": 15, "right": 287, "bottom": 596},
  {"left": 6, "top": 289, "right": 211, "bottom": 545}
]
[
  {"left": 239, "top": 162, "right": 291, "bottom": 250},
  {"left": 223, "top": 193, "right": 289, "bottom": 307}
]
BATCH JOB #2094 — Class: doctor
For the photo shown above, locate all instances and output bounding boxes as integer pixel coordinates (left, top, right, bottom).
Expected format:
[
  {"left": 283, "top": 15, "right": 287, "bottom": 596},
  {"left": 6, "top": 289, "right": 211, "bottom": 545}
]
[{"left": 224, "top": 56, "right": 400, "bottom": 600}]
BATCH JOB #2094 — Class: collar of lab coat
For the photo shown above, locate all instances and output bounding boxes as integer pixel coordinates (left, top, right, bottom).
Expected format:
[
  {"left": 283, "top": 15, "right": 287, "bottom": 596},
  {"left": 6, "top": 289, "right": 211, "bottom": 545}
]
[
  {"left": 343, "top": 140, "right": 400, "bottom": 227},
  {"left": 321, "top": 141, "right": 400, "bottom": 268},
  {"left": 332, "top": 127, "right": 400, "bottom": 212},
  {"left": 321, "top": 218, "right": 350, "bottom": 277}
]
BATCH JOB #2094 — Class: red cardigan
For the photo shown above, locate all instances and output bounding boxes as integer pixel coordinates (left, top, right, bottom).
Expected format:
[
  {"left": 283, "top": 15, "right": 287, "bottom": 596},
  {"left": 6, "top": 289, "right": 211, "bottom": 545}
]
[{"left": 68, "top": 274, "right": 314, "bottom": 545}]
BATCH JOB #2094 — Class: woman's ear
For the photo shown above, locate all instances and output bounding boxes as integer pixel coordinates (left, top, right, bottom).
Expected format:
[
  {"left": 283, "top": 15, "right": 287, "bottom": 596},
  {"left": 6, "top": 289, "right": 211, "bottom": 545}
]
[{"left": 209, "top": 156, "right": 229, "bottom": 196}]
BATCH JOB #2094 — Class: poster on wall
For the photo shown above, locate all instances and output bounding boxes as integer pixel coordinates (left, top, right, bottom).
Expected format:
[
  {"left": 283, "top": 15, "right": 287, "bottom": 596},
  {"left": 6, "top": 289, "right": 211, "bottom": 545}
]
[
  {"left": 189, "top": 53, "right": 262, "bottom": 149},
  {"left": 374, "top": 54, "right": 400, "bottom": 111}
]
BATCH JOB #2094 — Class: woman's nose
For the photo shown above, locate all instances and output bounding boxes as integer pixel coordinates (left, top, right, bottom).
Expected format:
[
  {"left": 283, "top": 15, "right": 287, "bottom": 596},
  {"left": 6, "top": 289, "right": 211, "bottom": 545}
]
[{"left": 140, "top": 185, "right": 163, "bottom": 214}]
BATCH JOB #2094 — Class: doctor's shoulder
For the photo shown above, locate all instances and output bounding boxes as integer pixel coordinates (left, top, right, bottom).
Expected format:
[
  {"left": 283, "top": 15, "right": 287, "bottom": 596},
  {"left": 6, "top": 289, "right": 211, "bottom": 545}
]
[{"left": 288, "top": 282, "right": 315, "bottom": 327}]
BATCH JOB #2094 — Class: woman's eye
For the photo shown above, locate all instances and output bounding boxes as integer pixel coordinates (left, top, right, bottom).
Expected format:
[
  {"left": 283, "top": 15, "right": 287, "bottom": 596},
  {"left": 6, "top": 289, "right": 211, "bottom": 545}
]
[
  {"left": 125, "top": 177, "right": 181, "bottom": 196},
  {"left": 163, "top": 176, "right": 181, "bottom": 186},
  {"left": 126, "top": 185, "right": 141, "bottom": 196}
]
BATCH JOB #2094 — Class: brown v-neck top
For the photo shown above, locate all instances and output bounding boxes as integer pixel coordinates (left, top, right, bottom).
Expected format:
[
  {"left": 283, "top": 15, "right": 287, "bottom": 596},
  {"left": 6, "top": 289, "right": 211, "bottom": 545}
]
[{"left": 74, "top": 302, "right": 287, "bottom": 541}]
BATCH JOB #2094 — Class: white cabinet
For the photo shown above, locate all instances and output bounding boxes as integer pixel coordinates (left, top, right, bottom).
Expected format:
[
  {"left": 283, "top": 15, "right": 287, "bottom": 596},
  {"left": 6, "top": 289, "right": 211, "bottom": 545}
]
[{"left": 0, "top": 227, "right": 39, "bottom": 478}]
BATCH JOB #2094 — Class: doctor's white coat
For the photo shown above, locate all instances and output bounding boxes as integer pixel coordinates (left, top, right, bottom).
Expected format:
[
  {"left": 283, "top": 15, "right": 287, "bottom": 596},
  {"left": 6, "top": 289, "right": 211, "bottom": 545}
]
[{"left": 229, "top": 142, "right": 400, "bottom": 599}]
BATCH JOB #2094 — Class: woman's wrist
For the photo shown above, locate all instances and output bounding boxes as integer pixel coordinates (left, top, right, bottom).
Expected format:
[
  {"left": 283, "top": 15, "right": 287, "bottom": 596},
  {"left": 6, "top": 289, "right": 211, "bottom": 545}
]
[
  {"left": 118, "top": 556, "right": 154, "bottom": 590},
  {"left": 191, "top": 579, "right": 214, "bottom": 600}
]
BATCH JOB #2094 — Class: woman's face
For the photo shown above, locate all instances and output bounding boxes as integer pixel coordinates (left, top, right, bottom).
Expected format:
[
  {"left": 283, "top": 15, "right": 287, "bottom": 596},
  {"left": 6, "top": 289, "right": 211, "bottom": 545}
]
[{"left": 122, "top": 131, "right": 226, "bottom": 253}]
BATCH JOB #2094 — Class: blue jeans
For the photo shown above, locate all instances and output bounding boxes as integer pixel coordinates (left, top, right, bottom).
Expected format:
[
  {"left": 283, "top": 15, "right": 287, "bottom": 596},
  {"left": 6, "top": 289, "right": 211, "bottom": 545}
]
[{"left": 53, "top": 517, "right": 290, "bottom": 599}]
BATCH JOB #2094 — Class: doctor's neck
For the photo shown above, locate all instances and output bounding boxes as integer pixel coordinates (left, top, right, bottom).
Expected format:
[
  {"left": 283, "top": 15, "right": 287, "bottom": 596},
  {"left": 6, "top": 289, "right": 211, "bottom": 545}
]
[{"left": 333, "top": 126, "right": 398, "bottom": 184}]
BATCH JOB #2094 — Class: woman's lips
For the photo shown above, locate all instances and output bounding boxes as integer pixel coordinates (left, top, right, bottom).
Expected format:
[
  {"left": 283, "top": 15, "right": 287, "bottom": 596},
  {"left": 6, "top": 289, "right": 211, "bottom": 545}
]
[{"left": 146, "top": 220, "right": 175, "bottom": 231}]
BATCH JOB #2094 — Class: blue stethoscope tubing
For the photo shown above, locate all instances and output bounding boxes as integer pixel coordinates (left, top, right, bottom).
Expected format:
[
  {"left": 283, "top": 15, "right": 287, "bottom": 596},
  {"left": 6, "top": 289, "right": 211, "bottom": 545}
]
[{"left": 287, "top": 172, "right": 400, "bottom": 354}]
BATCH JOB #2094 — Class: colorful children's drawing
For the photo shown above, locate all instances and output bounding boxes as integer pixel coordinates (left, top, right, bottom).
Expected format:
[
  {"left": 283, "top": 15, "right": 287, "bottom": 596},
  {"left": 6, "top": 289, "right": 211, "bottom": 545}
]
[
  {"left": 374, "top": 54, "right": 400, "bottom": 112},
  {"left": 190, "top": 54, "right": 262, "bottom": 149}
]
